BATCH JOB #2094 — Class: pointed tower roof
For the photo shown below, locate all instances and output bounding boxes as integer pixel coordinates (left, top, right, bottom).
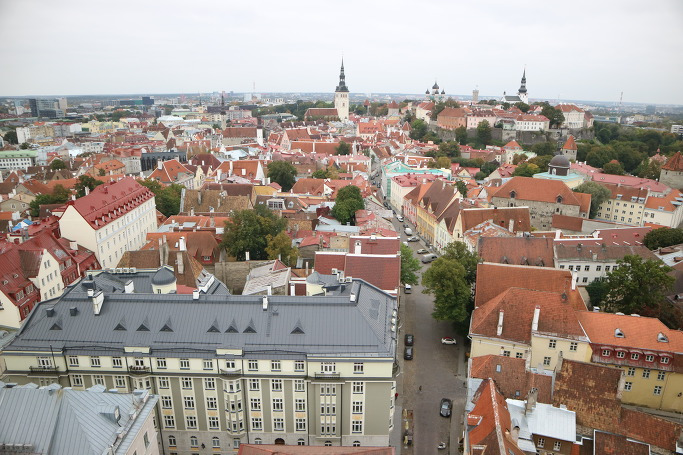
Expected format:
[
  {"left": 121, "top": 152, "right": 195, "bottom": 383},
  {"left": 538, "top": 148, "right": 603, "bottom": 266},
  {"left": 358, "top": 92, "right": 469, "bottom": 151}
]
[
  {"left": 432, "top": 81, "right": 440, "bottom": 90},
  {"left": 662, "top": 151, "right": 683, "bottom": 171},
  {"left": 518, "top": 68, "right": 527, "bottom": 95},
  {"left": 562, "top": 135, "right": 577, "bottom": 151},
  {"left": 335, "top": 58, "right": 349, "bottom": 93}
]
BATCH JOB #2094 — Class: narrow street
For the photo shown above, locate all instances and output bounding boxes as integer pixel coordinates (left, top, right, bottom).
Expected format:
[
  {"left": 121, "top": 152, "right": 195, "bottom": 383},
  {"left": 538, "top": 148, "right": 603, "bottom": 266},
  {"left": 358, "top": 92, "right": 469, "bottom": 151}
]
[{"left": 389, "top": 215, "right": 468, "bottom": 455}]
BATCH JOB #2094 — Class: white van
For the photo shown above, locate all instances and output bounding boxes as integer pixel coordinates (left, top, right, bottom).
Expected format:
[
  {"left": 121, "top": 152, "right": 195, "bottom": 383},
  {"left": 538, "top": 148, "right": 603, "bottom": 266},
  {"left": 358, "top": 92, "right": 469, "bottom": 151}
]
[
  {"left": 421, "top": 253, "right": 438, "bottom": 263},
  {"left": 404, "top": 228, "right": 413, "bottom": 236}
]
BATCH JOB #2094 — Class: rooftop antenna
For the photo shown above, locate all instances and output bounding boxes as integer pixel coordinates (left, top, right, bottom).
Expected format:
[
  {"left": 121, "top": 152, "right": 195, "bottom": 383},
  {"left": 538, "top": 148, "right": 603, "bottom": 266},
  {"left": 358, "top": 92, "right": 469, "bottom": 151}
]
[{"left": 619, "top": 91, "right": 623, "bottom": 110}]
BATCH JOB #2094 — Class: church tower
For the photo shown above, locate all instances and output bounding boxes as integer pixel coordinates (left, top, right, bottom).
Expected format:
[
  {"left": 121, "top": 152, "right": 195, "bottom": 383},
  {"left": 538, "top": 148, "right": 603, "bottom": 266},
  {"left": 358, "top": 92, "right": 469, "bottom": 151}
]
[
  {"left": 517, "top": 69, "right": 528, "bottom": 104},
  {"left": 334, "top": 59, "right": 349, "bottom": 121}
]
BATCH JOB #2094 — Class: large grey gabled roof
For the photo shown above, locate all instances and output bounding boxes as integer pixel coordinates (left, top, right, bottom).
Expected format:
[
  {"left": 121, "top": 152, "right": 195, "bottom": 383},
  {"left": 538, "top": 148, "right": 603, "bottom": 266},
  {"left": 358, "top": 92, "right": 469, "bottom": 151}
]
[{"left": 7, "top": 275, "right": 397, "bottom": 359}]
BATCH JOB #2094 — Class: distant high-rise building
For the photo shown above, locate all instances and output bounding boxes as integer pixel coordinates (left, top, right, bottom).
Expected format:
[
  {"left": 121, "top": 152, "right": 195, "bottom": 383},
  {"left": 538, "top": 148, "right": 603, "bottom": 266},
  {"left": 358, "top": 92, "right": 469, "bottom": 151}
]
[
  {"left": 28, "top": 98, "right": 59, "bottom": 117},
  {"left": 142, "top": 96, "right": 154, "bottom": 106},
  {"left": 645, "top": 105, "right": 656, "bottom": 114},
  {"left": 334, "top": 58, "right": 350, "bottom": 121},
  {"left": 472, "top": 88, "right": 479, "bottom": 103},
  {"left": 57, "top": 97, "right": 67, "bottom": 111}
]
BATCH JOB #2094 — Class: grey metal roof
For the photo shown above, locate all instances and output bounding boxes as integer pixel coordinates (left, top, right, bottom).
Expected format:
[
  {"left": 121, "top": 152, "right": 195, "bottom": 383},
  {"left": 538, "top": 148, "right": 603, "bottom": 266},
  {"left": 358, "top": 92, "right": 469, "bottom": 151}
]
[
  {"left": 81, "top": 268, "right": 229, "bottom": 295},
  {"left": 7, "top": 275, "right": 397, "bottom": 359},
  {"left": 0, "top": 384, "right": 157, "bottom": 455},
  {"left": 151, "top": 266, "right": 176, "bottom": 285}
]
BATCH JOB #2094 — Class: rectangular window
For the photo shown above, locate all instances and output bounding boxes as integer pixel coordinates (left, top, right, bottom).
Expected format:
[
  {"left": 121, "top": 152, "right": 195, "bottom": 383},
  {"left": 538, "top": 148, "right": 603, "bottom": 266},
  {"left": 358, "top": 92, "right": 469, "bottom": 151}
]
[
  {"left": 321, "top": 362, "right": 336, "bottom": 372},
  {"left": 584, "top": 265, "right": 590, "bottom": 271},
  {"left": 186, "top": 416, "right": 197, "bottom": 429},
  {"left": 296, "top": 418, "right": 306, "bottom": 431},
  {"left": 115, "top": 376, "right": 126, "bottom": 388},
  {"left": 271, "top": 360, "right": 281, "bottom": 371},
  {"left": 537, "top": 437, "right": 545, "bottom": 448},
  {"left": 662, "top": 357, "right": 670, "bottom": 364},
  {"left": 71, "top": 374, "right": 83, "bottom": 387},
  {"left": 249, "top": 379, "right": 260, "bottom": 391},
  {"left": 251, "top": 418, "right": 263, "bottom": 431},
  {"left": 203, "top": 359, "right": 213, "bottom": 370},
  {"left": 654, "top": 386, "right": 662, "bottom": 395},
  {"left": 180, "top": 358, "right": 190, "bottom": 369},
  {"left": 93, "top": 375, "right": 105, "bottom": 385},
  {"left": 643, "top": 369, "right": 650, "bottom": 379},
  {"left": 631, "top": 353, "right": 640, "bottom": 360},
  {"left": 163, "top": 415, "right": 175, "bottom": 428},
  {"left": 624, "top": 381, "right": 632, "bottom": 391},
  {"left": 37, "top": 356, "right": 53, "bottom": 368},
  {"left": 90, "top": 356, "right": 101, "bottom": 367},
  {"left": 295, "top": 398, "right": 306, "bottom": 412},
  {"left": 502, "top": 350, "right": 511, "bottom": 357},
  {"left": 295, "top": 360, "right": 305, "bottom": 372},
  {"left": 184, "top": 396, "right": 195, "bottom": 409},
  {"left": 352, "top": 401, "right": 363, "bottom": 413},
  {"left": 354, "top": 362, "right": 364, "bottom": 373},
  {"left": 616, "top": 351, "right": 625, "bottom": 358},
  {"left": 570, "top": 342, "right": 578, "bottom": 352},
  {"left": 273, "top": 398, "right": 283, "bottom": 411},
  {"left": 515, "top": 352, "right": 524, "bottom": 359},
  {"left": 208, "top": 416, "right": 220, "bottom": 430},
  {"left": 596, "top": 265, "right": 602, "bottom": 271},
  {"left": 295, "top": 379, "right": 305, "bottom": 392},
  {"left": 161, "top": 396, "right": 173, "bottom": 408},
  {"left": 251, "top": 398, "right": 262, "bottom": 411},
  {"left": 605, "top": 266, "right": 611, "bottom": 272},
  {"left": 553, "top": 441, "right": 562, "bottom": 451},
  {"left": 273, "top": 418, "right": 284, "bottom": 431},
  {"left": 181, "top": 377, "right": 193, "bottom": 389},
  {"left": 225, "top": 360, "right": 236, "bottom": 370},
  {"left": 353, "top": 382, "right": 364, "bottom": 393},
  {"left": 627, "top": 367, "right": 635, "bottom": 376},
  {"left": 158, "top": 377, "right": 169, "bottom": 389},
  {"left": 548, "top": 339, "right": 556, "bottom": 349},
  {"left": 645, "top": 354, "right": 654, "bottom": 362},
  {"left": 271, "top": 379, "right": 283, "bottom": 392},
  {"left": 112, "top": 357, "right": 122, "bottom": 368},
  {"left": 602, "top": 350, "right": 611, "bottom": 357},
  {"left": 658, "top": 371, "right": 666, "bottom": 380},
  {"left": 543, "top": 356, "right": 551, "bottom": 366},
  {"left": 248, "top": 360, "right": 258, "bottom": 371},
  {"left": 568, "top": 265, "right": 574, "bottom": 271},
  {"left": 582, "top": 277, "right": 588, "bottom": 283},
  {"left": 204, "top": 377, "right": 215, "bottom": 390},
  {"left": 68, "top": 356, "right": 79, "bottom": 367},
  {"left": 156, "top": 358, "right": 167, "bottom": 369},
  {"left": 352, "top": 421, "right": 363, "bottom": 433}
]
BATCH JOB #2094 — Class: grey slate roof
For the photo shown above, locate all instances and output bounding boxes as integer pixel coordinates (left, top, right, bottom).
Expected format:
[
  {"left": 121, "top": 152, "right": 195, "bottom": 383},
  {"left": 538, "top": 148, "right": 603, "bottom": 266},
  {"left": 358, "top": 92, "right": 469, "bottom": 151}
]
[
  {"left": 83, "top": 267, "right": 229, "bottom": 295},
  {"left": 7, "top": 274, "right": 397, "bottom": 359},
  {"left": 0, "top": 384, "right": 157, "bottom": 455}
]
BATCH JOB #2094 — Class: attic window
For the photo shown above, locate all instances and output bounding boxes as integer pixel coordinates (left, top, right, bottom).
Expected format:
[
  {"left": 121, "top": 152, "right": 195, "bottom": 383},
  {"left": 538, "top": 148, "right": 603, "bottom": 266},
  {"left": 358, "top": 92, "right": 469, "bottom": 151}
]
[
  {"left": 657, "top": 332, "right": 669, "bottom": 343},
  {"left": 50, "top": 322, "right": 62, "bottom": 330},
  {"left": 207, "top": 325, "right": 220, "bottom": 333},
  {"left": 160, "top": 324, "right": 173, "bottom": 332},
  {"left": 509, "top": 191, "right": 516, "bottom": 198},
  {"left": 114, "top": 323, "right": 126, "bottom": 331},
  {"left": 615, "top": 328, "right": 625, "bottom": 338},
  {"left": 137, "top": 323, "right": 150, "bottom": 332},
  {"left": 226, "top": 319, "right": 239, "bottom": 333},
  {"left": 291, "top": 319, "right": 305, "bottom": 334},
  {"left": 556, "top": 195, "right": 563, "bottom": 203},
  {"left": 243, "top": 319, "right": 256, "bottom": 334}
]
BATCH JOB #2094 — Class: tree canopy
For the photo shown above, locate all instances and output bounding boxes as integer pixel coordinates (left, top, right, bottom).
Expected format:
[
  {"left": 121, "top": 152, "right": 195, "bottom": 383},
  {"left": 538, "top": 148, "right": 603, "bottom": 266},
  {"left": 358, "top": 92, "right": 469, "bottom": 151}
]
[
  {"left": 75, "top": 175, "right": 104, "bottom": 198},
  {"left": 592, "top": 255, "right": 673, "bottom": 316},
  {"left": 331, "top": 185, "right": 364, "bottom": 225},
  {"left": 409, "top": 119, "right": 428, "bottom": 141},
  {"left": 602, "top": 161, "right": 625, "bottom": 175},
  {"left": 49, "top": 159, "right": 67, "bottom": 170},
  {"left": 643, "top": 227, "right": 683, "bottom": 250},
  {"left": 29, "top": 184, "right": 70, "bottom": 217},
  {"left": 455, "top": 180, "right": 468, "bottom": 197},
  {"left": 138, "top": 179, "right": 184, "bottom": 217},
  {"left": 265, "top": 231, "right": 299, "bottom": 266},
  {"left": 512, "top": 162, "right": 541, "bottom": 177},
  {"left": 267, "top": 161, "right": 298, "bottom": 191},
  {"left": 573, "top": 181, "right": 611, "bottom": 218},
  {"left": 400, "top": 244, "right": 420, "bottom": 285},
  {"left": 335, "top": 141, "right": 351, "bottom": 155},
  {"left": 455, "top": 126, "right": 468, "bottom": 145},
  {"left": 476, "top": 120, "right": 492, "bottom": 146},
  {"left": 221, "top": 204, "right": 287, "bottom": 261},
  {"left": 3, "top": 130, "right": 18, "bottom": 144}
]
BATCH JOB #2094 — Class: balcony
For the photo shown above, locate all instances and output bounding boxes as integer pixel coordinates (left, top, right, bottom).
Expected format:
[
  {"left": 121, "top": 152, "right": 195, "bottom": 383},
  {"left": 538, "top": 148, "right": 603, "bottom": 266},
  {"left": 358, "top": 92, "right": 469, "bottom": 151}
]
[
  {"left": 219, "top": 368, "right": 242, "bottom": 377},
  {"left": 29, "top": 365, "right": 59, "bottom": 375},
  {"left": 314, "top": 371, "right": 341, "bottom": 379},
  {"left": 128, "top": 365, "right": 151, "bottom": 374}
]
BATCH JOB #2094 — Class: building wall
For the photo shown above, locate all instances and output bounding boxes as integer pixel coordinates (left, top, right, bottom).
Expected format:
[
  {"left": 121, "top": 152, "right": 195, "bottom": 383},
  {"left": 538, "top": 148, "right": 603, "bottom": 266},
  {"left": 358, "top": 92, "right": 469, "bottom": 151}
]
[
  {"left": 595, "top": 199, "right": 645, "bottom": 226},
  {"left": 529, "top": 335, "right": 592, "bottom": 370},
  {"left": 533, "top": 434, "right": 572, "bottom": 455},
  {"left": 556, "top": 259, "right": 619, "bottom": 285},
  {"left": 644, "top": 204, "right": 683, "bottom": 228},
  {"left": 617, "top": 365, "right": 683, "bottom": 412},
  {"left": 470, "top": 336, "right": 530, "bottom": 361},
  {"left": 0, "top": 292, "right": 22, "bottom": 328},
  {"left": 31, "top": 250, "right": 64, "bottom": 301},
  {"left": 492, "top": 197, "right": 581, "bottom": 230},
  {"left": 124, "top": 408, "right": 160, "bottom": 455}
]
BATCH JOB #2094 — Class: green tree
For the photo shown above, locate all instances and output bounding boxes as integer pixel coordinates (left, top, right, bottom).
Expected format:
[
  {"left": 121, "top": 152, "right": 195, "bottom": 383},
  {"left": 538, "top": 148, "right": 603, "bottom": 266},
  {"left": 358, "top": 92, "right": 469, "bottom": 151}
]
[
  {"left": 267, "top": 161, "right": 298, "bottom": 191},
  {"left": 438, "top": 141, "right": 460, "bottom": 158},
  {"left": 573, "top": 181, "right": 611, "bottom": 218},
  {"left": 311, "top": 169, "right": 330, "bottom": 179},
  {"left": 539, "top": 104, "right": 565, "bottom": 128},
  {"left": 441, "top": 241, "right": 479, "bottom": 284},
  {"left": 422, "top": 256, "right": 471, "bottom": 322},
  {"left": 455, "top": 126, "right": 468, "bottom": 145},
  {"left": 212, "top": 123, "right": 220, "bottom": 130},
  {"left": 28, "top": 184, "right": 70, "bottom": 217},
  {"left": 643, "top": 227, "right": 683, "bottom": 250},
  {"left": 400, "top": 244, "right": 420, "bottom": 285},
  {"left": 514, "top": 102, "right": 530, "bottom": 113},
  {"left": 455, "top": 180, "right": 468, "bottom": 198},
  {"left": 602, "top": 161, "right": 625, "bottom": 175},
  {"left": 74, "top": 175, "right": 104, "bottom": 198},
  {"left": 331, "top": 185, "right": 364, "bottom": 225},
  {"left": 527, "top": 155, "right": 552, "bottom": 170},
  {"left": 635, "top": 159, "right": 661, "bottom": 180},
  {"left": 221, "top": 205, "right": 287, "bottom": 260},
  {"left": 50, "top": 159, "right": 67, "bottom": 170},
  {"left": 335, "top": 141, "right": 351, "bottom": 155},
  {"left": 531, "top": 142, "right": 556, "bottom": 156},
  {"left": 586, "top": 277, "right": 610, "bottom": 308},
  {"left": 410, "top": 119, "right": 428, "bottom": 141},
  {"left": 512, "top": 162, "right": 541, "bottom": 177},
  {"left": 19, "top": 142, "right": 29, "bottom": 149},
  {"left": 3, "top": 130, "right": 18, "bottom": 144},
  {"left": 476, "top": 120, "right": 492, "bottom": 146},
  {"left": 599, "top": 255, "right": 673, "bottom": 316},
  {"left": 137, "top": 179, "right": 183, "bottom": 216},
  {"left": 265, "top": 231, "right": 299, "bottom": 266},
  {"left": 434, "top": 156, "right": 451, "bottom": 169}
]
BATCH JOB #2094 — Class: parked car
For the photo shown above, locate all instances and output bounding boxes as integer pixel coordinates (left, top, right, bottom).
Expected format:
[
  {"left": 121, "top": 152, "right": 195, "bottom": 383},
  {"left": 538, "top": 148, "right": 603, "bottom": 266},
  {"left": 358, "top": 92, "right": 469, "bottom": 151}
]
[
  {"left": 404, "top": 284, "right": 412, "bottom": 294},
  {"left": 404, "top": 346, "right": 413, "bottom": 360},
  {"left": 440, "top": 398, "right": 452, "bottom": 417},
  {"left": 407, "top": 236, "right": 420, "bottom": 242},
  {"left": 397, "top": 215, "right": 404, "bottom": 222},
  {"left": 421, "top": 253, "right": 438, "bottom": 263},
  {"left": 416, "top": 248, "right": 428, "bottom": 254},
  {"left": 441, "top": 337, "right": 457, "bottom": 345},
  {"left": 405, "top": 333, "right": 414, "bottom": 346},
  {"left": 404, "top": 228, "right": 413, "bottom": 236}
]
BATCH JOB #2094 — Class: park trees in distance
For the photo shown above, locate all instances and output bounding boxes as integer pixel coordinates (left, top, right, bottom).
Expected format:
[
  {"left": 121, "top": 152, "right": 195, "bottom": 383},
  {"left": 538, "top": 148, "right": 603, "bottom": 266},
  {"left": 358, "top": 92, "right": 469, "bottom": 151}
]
[
  {"left": 267, "top": 161, "right": 297, "bottom": 191},
  {"left": 644, "top": 227, "right": 683, "bottom": 250},
  {"left": 221, "top": 204, "right": 287, "bottom": 261},
  {"left": 331, "top": 185, "right": 364, "bottom": 225},
  {"left": 49, "top": 159, "right": 67, "bottom": 170},
  {"left": 573, "top": 181, "right": 611, "bottom": 218}
]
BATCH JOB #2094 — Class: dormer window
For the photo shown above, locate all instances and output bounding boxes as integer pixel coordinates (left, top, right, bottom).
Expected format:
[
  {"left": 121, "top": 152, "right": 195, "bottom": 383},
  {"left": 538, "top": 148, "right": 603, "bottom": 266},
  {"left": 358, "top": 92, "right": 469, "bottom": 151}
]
[
  {"left": 661, "top": 357, "right": 670, "bottom": 364},
  {"left": 615, "top": 328, "right": 624, "bottom": 338},
  {"left": 556, "top": 195, "right": 563, "bottom": 204},
  {"left": 631, "top": 353, "right": 639, "bottom": 360},
  {"left": 602, "top": 349, "right": 611, "bottom": 357},
  {"left": 657, "top": 332, "right": 669, "bottom": 343},
  {"left": 509, "top": 191, "right": 516, "bottom": 199}
]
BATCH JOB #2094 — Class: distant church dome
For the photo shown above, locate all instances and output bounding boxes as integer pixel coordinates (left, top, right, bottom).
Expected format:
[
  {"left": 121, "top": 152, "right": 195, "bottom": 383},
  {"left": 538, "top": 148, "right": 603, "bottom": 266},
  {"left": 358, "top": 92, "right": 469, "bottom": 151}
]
[
  {"left": 432, "top": 82, "right": 439, "bottom": 90},
  {"left": 548, "top": 154, "right": 570, "bottom": 176}
]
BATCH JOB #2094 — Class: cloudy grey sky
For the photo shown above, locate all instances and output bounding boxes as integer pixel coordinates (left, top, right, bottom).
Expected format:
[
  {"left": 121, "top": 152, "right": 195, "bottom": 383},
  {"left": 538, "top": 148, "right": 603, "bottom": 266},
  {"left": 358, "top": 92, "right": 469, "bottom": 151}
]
[{"left": 1, "top": 0, "right": 682, "bottom": 104}]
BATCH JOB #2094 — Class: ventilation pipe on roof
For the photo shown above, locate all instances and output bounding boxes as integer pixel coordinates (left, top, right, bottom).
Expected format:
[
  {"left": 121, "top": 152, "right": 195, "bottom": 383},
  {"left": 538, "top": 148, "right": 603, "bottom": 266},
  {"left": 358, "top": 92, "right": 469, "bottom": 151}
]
[
  {"left": 354, "top": 240, "right": 362, "bottom": 255},
  {"left": 179, "top": 236, "right": 186, "bottom": 252},
  {"left": 192, "top": 289, "right": 199, "bottom": 300},
  {"left": 497, "top": 310, "right": 504, "bottom": 336},
  {"left": 176, "top": 252, "right": 184, "bottom": 275},
  {"left": 289, "top": 283, "right": 295, "bottom": 296},
  {"left": 262, "top": 295, "right": 268, "bottom": 311},
  {"left": 531, "top": 306, "right": 540, "bottom": 332},
  {"left": 92, "top": 290, "right": 104, "bottom": 315},
  {"left": 84, "top": 186, "right": 89, "bottom": 196},
  {"left": 124, "top": 280, "right": 134, "bottom": 294}
]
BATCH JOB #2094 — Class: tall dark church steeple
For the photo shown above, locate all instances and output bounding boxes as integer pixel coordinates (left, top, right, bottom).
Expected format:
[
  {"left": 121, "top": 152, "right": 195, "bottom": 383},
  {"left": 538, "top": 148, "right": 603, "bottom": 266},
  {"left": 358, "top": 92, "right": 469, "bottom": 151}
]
[
  {"left": 518, "top": 69, "right": 527, "bottom": 95},
  {"left": 335, "top": 59, "right": 349, "bottom": 93}
]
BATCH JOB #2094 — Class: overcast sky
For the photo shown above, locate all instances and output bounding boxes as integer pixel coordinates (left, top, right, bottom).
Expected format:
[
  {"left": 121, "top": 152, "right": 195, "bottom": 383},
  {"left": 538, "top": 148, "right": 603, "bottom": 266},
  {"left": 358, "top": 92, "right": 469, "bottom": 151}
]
[{"left": 1, "top": 0, "right": 682, "bottom": 105}]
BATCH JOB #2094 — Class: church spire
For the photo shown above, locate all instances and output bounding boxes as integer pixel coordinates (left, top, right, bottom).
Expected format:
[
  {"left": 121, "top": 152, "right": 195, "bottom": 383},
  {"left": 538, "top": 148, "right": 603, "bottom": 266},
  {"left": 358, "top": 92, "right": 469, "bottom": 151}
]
[
  {"left": 336, "top": 58, "right": 349, "bottom": 93},
  {"left": 518, "top": 68, "right": 527, "bottom": 94}
]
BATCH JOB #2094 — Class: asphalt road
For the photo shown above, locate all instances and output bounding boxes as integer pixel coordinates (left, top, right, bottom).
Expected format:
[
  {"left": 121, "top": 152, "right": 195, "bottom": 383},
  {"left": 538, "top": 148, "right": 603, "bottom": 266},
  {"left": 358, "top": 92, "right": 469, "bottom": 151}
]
[{"left": 390, "top": 216, "right": 468, "bottom": 455}]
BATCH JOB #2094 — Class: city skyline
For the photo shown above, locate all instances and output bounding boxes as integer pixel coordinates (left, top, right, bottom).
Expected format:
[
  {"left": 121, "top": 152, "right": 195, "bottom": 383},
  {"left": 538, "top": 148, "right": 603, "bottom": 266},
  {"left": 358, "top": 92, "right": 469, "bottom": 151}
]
[{"left": 1, "top": 0, "right": 682, "bottom": 105}]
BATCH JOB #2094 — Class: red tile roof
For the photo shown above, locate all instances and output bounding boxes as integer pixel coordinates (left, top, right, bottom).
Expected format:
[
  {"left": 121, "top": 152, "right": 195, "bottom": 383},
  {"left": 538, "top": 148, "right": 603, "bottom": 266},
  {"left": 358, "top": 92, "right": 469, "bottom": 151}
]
[
  {"left": 662, "top": 151, "right": 683, "bottom": 171},
  {"left": 562, "top": 135, "right": 577, "bottom": 150},
  {"left": 478, "top": 237, "right": 554, "bottom": 267},
  {"left": 349, "top": 236, "right": 400, "bottom": 255},
  {"left": 460, "top": 207, "right": 531, "bottom": 233},
  {"left": 470, "top": 355, "right": 553, "bottom": 402},
  {"left": 222, "top": 127, "right": 258, "bottom": 138},
  {"left": 593, "top": 431, "right": 650, "bottom": 455},
  {"left": 314, "top": 251, "right": 400, "bottom": 292},
  {"left": 491, "top": 177, "right": 586, "bottom": 208}
]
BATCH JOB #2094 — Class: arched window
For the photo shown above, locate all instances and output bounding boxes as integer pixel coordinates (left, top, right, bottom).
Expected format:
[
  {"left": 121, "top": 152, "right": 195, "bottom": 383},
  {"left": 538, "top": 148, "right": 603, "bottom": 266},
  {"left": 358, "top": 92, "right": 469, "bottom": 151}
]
[
  {"left": 353, "top": 441, "right": 361, "bottom": 447},
  {"left": 254, "top": 438, "right": 262, "bottom": 445},
  {"left": 556, "top": 195, "right": 563, "bottom": 203},
  {"left": 325, "top": 441, "right": 333, "bottom": 446},
  {"left": 509, "top": 190, "right": 516, "bottom": 199},
  {"left": 297, "top": 438, "right": 306, "bottom": 446},
  {"left": 190, "top": 436, "right": 198, "bottom": 448},
  {"left": 168, "top": 435, "right": 176, "bottom": 447},
  {"left": 212, "top": 437, "right": 220, "bottom": 448}
]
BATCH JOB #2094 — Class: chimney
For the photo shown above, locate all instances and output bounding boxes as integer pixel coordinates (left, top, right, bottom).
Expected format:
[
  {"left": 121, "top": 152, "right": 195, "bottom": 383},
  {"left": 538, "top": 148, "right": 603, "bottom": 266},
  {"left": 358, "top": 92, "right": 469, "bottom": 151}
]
[
  {"left": 176, "top": 252, "right": 184, "bottom": 274},
  {"left": 525, "top": 388, "right": 538, "bottom": 414},
  {"left": 555, "top": 350, "right": 564, "bottom": 374},
  {"left": 571, "top": 274, "right": 576, "bottom": 291},
  {"left": 179, "top": 236, "right": 186, "bottom": 252},
  {"left": 217, "top": 169, "right": 222, "bottom": 181},
  {"left": 289, "top": 283, "right": 295, "bottom": 296},
  {"left": 354, "top": 240, "right": 362, "bottom": 254},
  {"left": 84, "top": 186, "right": 90, "bottom": 196},
  {"left": 531, "top": 306, "right": 540, "bottom": 331},
  {"left": 267, "top": 285, "right": 272, "bottom": 296},
  {"left": 192, "top": 289, "right": 199, "bottom": 300},
  {"left": 157, "top": 160, "right": 163, "bottom": 170},
  {"left": 496, "top": 310, "right": 504, "bottom": 336},
  {"left": 91, "top": 290, "right": 104, "bottom": 315},
  {"left": 190, "top": 207, "right": 194, "bottom": 216},
  {"left": 262, "top": 295, "right": 268, "bottom": 311},
  {"left": 124, "top": 280, "right": 134, "bottom": 293},
  {"left": 198, "top": 192, "right": 202, "bottom": 205},
  {"left": 510, "top": 421, "right": 520, "bottom": 443},
  {"left": 592, "top": 251, "right": 597, "bottom": 261},
  {"left": 158, "top": 238, "right": 163, "bottom": 264},
  {"left": 508, "top": 219, "right": 514, "bottom": 233},
  {"left": 245, "top": 251, "right": 250, "bottom": 261}
]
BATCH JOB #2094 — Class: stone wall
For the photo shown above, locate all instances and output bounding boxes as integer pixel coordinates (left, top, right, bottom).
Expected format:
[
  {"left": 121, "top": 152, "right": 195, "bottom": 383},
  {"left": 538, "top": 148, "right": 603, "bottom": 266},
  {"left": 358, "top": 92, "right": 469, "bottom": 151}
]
[
  {"left": 491, "top": 197, "right": 581, "bottom": 230},
  {"left": 213, "top": 260, "right": 275, "bottom": 294}
]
